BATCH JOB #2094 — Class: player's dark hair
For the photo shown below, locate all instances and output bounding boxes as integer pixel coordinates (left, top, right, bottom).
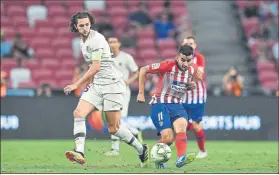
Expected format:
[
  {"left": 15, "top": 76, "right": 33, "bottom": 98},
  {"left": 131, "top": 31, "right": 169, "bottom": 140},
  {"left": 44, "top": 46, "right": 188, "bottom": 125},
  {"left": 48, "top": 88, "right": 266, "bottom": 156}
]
[
  {"left": 186, "top": 36, "right": 196, "bottom": 41},
  {"left": 178, "top": 44, "right": 194, "bottom": 56},
  {"left": 69, "top": 11, "right": 95, "bottom": 33}
]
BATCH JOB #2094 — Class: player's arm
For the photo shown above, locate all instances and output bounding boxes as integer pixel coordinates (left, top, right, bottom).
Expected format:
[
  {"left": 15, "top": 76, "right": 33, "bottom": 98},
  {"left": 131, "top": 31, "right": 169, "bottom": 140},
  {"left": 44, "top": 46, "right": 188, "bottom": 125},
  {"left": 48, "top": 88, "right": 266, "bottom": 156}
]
[
  {"left": 138, "top": 61, "right": 170, "bottom": 100},
  {"left": 74, "top": 49, "right": 102, "bottom": 88},
  {"left": 125, "top": 55, "right": 139, "bottom": 85}
]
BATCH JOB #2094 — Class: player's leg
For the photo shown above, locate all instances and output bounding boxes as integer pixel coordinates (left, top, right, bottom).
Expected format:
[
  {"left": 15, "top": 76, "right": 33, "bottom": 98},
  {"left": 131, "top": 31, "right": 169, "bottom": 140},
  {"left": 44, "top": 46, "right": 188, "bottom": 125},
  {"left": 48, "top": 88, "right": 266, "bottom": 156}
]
[
  {"left": 150, "top": 103, "right": 174, "bottom": 169},
  {"left": 65, "top": 84, "right": 101, "bottom": 165},
  {"left": 191, "top": 103, "right": 207, "bottom": 158},
  {"left": 182, "top": 103, "right": 194, "bottom": 131},
  {"left": 169, "top": 104, "right": 195, "bottom": 168}
]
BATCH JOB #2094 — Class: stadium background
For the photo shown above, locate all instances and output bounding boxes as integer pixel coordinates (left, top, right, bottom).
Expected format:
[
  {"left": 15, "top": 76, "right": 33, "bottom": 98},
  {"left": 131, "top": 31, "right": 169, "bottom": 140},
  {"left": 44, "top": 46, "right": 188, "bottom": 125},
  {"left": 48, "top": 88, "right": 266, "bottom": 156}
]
[{"left": 1, "top": 0, "right": 278, "bottom": 173}]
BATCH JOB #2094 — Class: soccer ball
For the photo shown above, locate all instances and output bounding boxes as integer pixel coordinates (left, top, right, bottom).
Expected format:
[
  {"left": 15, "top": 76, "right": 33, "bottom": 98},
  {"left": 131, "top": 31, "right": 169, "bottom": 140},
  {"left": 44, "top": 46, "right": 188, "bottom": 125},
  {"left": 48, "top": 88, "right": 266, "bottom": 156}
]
[{"left": 150, "top": 143, "right": 172, "bottom": 163}]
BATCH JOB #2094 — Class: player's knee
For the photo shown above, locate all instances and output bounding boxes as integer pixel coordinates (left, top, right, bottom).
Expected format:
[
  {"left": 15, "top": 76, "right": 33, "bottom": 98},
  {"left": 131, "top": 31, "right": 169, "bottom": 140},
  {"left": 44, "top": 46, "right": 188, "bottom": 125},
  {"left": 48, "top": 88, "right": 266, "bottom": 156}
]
[
  {"left": 162, "top": 133, "right": 174, "bottom": 145},
  {"left": 108, "top": 123, "right": 120, "bottom": 134},
  {"left": 192, "top": 122, "right": 202, "bottom": 132},
  {"left": 73, "top": 108, "right": 84, "bottom": 118}
]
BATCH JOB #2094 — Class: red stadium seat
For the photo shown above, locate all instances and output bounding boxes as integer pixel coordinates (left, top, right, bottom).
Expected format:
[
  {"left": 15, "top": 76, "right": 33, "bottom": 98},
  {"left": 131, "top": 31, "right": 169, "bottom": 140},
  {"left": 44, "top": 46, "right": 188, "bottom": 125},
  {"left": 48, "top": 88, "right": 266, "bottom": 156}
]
[
  {"left": 108, "top": 7, "right": 129, "bottom": 18},
  {"left": 111, "top": 17, "right": 127, "bottom": 28},
  {"left": 35, "top": 19, "right": 53, "bottom": 28},
  {"left": 18, "top": 81, "right": 37, "bottom": 88},
  {"left": 261, "top": 81, "right": 278, "bottom": 90},
  {"left": 242, "top": 17, "right": 260, "bottom": 35},
  {"left": 121, "top": 48, "right": 137, "bottom": 58},
  {"left": 56, "top": 49, "right": 74, "bottom": 59},
  {"left": 44, "top": 0, "right": 64, "bottom": 6},
  {"left": 12, "top": 16, "right": 30, "bottom": 27},
  {"left": 7, "top": 5, "right": 26, "bottom": 17},
  {"left": 149, "top": 6, "right": 164, "bottom": 18},
  {"left": 22, "top": 59, "right": 39, "bottom": 70},
  {"left": 37, "top": 27, "right": 56, "bottom": 37},
  {"left": 2, "top": 26, "right": 16, "bottom": 39},
  {"left": 57, "top": 79, "right": 72, "bottom": 88},
  {"left": 51, "top": 38, "right": 72, "bottom": 49},
  {"left": 37, "top": 79, "right": 58, "bottom": 88},
  {"left": 106, "top": 1, "right": 126, "bottom": 8},
  {"left": 19, "top": 27, "right": 35, "bottom": 38},
  {"left": 257, "top": 61, "right": 275, "bottom": 72},
  {"left": 23, "top": 0, "right": 42, "bottom": 6},
  {"left": 65, "top": 1, "right": 84, "bottom": 8},
  {"left": 139, "top": 49, "right": 158, "bottom": 60},
  {"left": 258, "top": 71, "right": 278, "bottom": 82},
  {"left": 48, "top": 6, "right": 67, "bottom": 17},
  {"left": 1, "top": 59, "right": 18, "bottom": 70},
  {"left": 61, "top": 59, "right": 77, "bottom": 69},
  {"left": 157, "top": 38, "right": 177, "bottom": 50},
  {"left": 1, "top": 16, "right": 12, "bottom": 27},
  {"left": 30, "top": 37, "right": 51, "bottom": 50},
  {"left": 35, "top": 49, "right": 55, "bottom": 59},
  {"left": 55, "top": 69, "right": 74, "bottom": 81},
  {"left": 57, "top": 27, "right": 75, "bottom": 38},
  {"left": 137, "top": 38, "right": 156, "bottom": 49},
  {"left": 170, "top": 1, "right": 186, "bottom": 7},
  {"left": 170, "top": 6, "right": 188, "bottom": 17},
  {"left": 148, "top": 1, "right": 164, "bottom": 8},
  {"left": 68, "top": 6, "right": 84, "bottom": 16},
  {"left": 137, "top": 27, "right": 155, "bottom": 39},
  {"left": 52, "top": 17, "right": 69, "bottom": 27},
  {"left": 32, "top": 69, "right": 53, "bottom": 81},
  {"left": 160, "top": 48, "right": 177, "bottom": 59},
  {"left": 41, "top": 59, "right": 60, "bottom": 69}
]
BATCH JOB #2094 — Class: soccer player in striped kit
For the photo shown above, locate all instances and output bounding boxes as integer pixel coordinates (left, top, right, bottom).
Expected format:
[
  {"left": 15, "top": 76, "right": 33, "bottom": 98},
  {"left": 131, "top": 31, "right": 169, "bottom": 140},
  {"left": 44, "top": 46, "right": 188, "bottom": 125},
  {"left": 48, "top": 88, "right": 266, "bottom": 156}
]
[
  {"left": 137, "top": 44, "right": 201, "bottom": 168},
  {"left": 182, "top": 36, "right": 207, "bottom": 158}
]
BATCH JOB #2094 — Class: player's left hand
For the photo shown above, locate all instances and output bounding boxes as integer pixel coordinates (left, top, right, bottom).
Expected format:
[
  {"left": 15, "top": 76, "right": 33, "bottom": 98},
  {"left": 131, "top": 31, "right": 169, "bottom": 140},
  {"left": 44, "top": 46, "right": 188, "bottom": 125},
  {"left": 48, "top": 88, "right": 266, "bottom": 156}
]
[
  {"left": 187, "top": 82, "right": 196, "bottom": 90},
  {"left": 137, "top": 93, "right": 145, "bottom": 103},
  {"left": 64, "top": 83, "right": 78, "bottom": 95}
]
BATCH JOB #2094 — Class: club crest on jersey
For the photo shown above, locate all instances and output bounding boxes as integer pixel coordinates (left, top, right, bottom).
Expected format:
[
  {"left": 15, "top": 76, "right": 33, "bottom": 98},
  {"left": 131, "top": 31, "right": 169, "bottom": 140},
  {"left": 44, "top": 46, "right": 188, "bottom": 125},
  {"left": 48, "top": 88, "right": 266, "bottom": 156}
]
[
  {"left": 159, "top": 121, "right": 163, "bottom": 126},
  {"left": 151, "top": 63, "right": 160, "bottom": 70},
  {"left": 86, "top": 46, "right": 94, "bottom": 53}
]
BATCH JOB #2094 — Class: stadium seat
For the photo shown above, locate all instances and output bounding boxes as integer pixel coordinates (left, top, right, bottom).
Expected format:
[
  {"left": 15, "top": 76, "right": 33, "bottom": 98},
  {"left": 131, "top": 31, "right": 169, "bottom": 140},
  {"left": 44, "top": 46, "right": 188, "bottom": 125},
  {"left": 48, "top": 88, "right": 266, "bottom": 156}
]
[
  {"left": 26, "top": 5, "right": 48, "bottom": 27},
  {"left": 111, "top": 17, "right": 127, "bottom": 29},
  {"left": 61, "top": 59, "right": 77, "bottom": 69},
  {"left": 257, "top": 61, "right": 275, "bottom": 72},
  {"left": 32, "top": 69, "right": 53, "bottom": 81},
  {"left": 2, "top": 26, "right": 16, "bottom": 39},
  {"left": 1, "top": 16, "right": 11, "bottom": 27},
  {"left": 55, "top": 69, "right": 74, "bottom": 81},
  {"left": 1, "top": 59, "right": 18, "bottom": 70},
  {"left": 19, "top": 27, "right": 35, "bottom": 38},
  {"left": 121, "top": 48, "right": 137, "bottom": 59},
  {"left": 106, "top": 0, "right": 125, "bottom": 9},
  {"left": 37, "top": 27, "right": 56, "bottom": 37},
  {"left": 35, "top": 19, "right": 53, "bottom": 28},
  {"left": 137, "top": 38, "right": 156, "bottom": 49},
  {"left": 35, "top": 49, "right": 54, "bottom": 59},
  {"left": 149, "top": 6, "right": 164, "bottom": 18},
  {"left": 52, "top": 17, "right": 69, "bottom": 27},
  {"left": 139, "top": 49, "right": 158, "bottom": 60},
  {"left": 157, "top": 38, "right": 177, "bottom": 50},
  {"left": 41, "top": 59, "right": 60, "bottom": 69},
  {"left": 171, "top": 6, "right": 188, "bottom": 17},
  {"left": 44, "top": 0, "right": 64, "bottom": 6},
  {"left": 12, "top": 16, "right": 29, "bottom": 27},
  {"left": 37, "top": 79, "right": 58, "bottom": 88},
  {"left": 261, "top": 81, "right": 278, "bottom": 90},
  {"left": 108, "top": 7, "right": 129, "bottom": 18},
  {"left": 68, "top": 6, "right": 85, "bottom": 16},
  {"left": 23, "top": 0, "right": 42, "bottom": 6},
  {"left": 22, "top": 59, "right": 39, "bottom": 70},
  {"left": 258, "top": 71, "right": 278, "bottom": 82},
  {"left": 30, "top": 37, "right": 51, "bottom": 50},
  {"left": 52, "top": 38, "right": 72, "bottom": 50},
  {"left": 56, "top": 49, "right": 74, "bottom": 59},
  {"left": 137, "top": 28, "right": 155, "bottom": 39},
  {"left": 56, "top": 79, "right": 72, "bottom": 88},
  {"left": 7, "top": 5, "right": 26, "bottom": 18},
  {"left": 170, "top": 1, "right": 186, "bottom": 7},
  {"left": 47, "top": 6, "right": 67, "bottom": 17},
  {"left": 160, "top": 48, "right": 177, "bottom": 59},
  {"left": 58, "top": 27, "right": 74, "bottom": 38}
]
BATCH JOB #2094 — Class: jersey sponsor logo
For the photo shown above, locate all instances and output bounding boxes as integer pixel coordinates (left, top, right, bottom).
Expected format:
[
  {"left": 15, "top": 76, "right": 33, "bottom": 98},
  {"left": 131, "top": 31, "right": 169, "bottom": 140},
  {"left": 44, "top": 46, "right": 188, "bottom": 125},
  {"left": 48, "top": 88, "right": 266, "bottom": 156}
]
[
  {"left": 151, "top": 63, "right": 160, "bottom": 70},
  {"left": 171, "top": 81, "right": 188, "bottom": 92}
]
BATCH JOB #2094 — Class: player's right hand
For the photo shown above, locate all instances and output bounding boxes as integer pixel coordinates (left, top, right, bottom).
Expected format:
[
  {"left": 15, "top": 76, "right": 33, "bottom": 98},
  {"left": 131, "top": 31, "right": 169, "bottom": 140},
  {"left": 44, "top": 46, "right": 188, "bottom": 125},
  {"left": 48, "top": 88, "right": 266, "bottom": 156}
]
[
  {"left": 64, "top": 83, "right": 78, "bottom": 95},
  {"left": 137, "top": 93, "right": 145, "bottom": 103}
]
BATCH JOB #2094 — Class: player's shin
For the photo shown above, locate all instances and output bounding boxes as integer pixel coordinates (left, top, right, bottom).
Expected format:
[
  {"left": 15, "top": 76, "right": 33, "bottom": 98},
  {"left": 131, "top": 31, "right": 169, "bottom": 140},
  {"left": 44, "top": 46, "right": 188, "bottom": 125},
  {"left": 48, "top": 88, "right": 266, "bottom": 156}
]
[
  {"left": 74, "top": 117, "right": 86, "bottom": 154},
  {"left": 195, "top": 129, "right": 206, "bottom": 152},
  {"left": 111, "top": 134, "right": 120, "bottom": 152},
  {"left": 175, "top": 132, "right": 187, "bottom": 157},
  {"left": 113, "top": 127, "right": 143, "bottom": 155}
]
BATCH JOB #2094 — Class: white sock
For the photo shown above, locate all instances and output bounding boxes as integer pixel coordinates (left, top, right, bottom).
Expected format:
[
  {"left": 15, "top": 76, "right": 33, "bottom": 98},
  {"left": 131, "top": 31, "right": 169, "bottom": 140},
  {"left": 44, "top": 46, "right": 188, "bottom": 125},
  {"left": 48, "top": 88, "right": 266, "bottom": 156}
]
[
  {"left": 74, "top": 118, "right": 86, "bottom": 154},
  {"left": 113, "top": 127, "right": 143, "bottom": 155},
  {"left": 128, "top": 126, "right": 139, "bottom": 136},
  {"left": 111, "top": 135, "right": 120, "bottom": 152}
]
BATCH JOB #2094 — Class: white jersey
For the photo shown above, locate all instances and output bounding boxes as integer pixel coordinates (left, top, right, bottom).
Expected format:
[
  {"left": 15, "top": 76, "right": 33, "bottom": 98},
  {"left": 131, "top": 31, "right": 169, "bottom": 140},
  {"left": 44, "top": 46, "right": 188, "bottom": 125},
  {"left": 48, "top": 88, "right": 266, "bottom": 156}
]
[
  {"left": 114, "top": 51, "right": 139, "bottom": 82},
  {"left": 80, "top": 30, "right": 122, "bottom": 85}
]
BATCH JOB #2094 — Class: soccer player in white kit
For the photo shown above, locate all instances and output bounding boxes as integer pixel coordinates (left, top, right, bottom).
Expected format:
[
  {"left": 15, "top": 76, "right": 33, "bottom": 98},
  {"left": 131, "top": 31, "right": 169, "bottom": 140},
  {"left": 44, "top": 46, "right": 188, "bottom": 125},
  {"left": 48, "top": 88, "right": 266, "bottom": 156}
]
[
  {"left": 63, "top": 11, "right": 149, "bottom": 166},
  {"left": 104, "top": 36, "right": 143, "bottom": 156}
]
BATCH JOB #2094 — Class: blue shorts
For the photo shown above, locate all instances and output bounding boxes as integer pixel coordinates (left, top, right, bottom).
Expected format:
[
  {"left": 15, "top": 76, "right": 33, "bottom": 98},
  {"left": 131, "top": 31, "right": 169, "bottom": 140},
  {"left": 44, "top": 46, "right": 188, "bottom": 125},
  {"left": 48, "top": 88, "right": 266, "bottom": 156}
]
[
  {"left": 182, "top": 103, "right": 205, "bottom": 123},
  {"left": 150, "top": 103, "right": 188, "bottom": 133}
]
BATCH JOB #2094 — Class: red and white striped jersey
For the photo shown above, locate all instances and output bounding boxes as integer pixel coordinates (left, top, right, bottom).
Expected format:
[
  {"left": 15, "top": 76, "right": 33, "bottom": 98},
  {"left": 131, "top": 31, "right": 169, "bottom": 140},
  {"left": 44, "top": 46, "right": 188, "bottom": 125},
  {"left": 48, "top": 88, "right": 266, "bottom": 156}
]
[
  {"left": 148, "top": 60, "right": 198, "bottom": 104},
  {"left": 183, "top": 52, "right": 207, "bottom": 104}
]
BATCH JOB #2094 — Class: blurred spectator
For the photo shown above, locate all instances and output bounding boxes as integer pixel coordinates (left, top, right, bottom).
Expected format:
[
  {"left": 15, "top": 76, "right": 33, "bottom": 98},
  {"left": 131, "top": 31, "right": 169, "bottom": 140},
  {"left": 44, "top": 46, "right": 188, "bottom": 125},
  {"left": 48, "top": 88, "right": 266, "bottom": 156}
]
[
  {"left": 243, "top": 1, "right": 259, "bottom": 18},
  {"left": 128, "top": 2, "right": 153, "bottom": 28},
  {"left": 1, "top": 30, "right": 13, "bottom": 58},
  {"left": 94, "top": 13, "right": 115, "bottom": 39},
  {"left": 259, "top": 0, "right": 278, "bottom": 21},
  {"left": 163, "top": 0, "right": 174, "bottom": 22},
  {"left": 272, "top": 41, "right": 278, "bottom": 62},
  {"left": 10, "top": 58, "right": 31, "bottom": 89},
  {"left": 36, "top": 83, "right": 52, "bottom": 97},
  {"left": 266, "top": 17, "right": 278, "bottom": 41},
  {"left": 12, "top": 33, "right": 34, "bottom": 59},
  {"left": 153, "top": 12, "right": 176, "bottom": 40},
  {"left": 120, "top": 25, "right": 137, "bottom": 48},
  {"left": 223, "top": 66, "right": 244, "bottom": 96},
  {"left": 1, "top": 71, "right": 7, "bottom": 97},
  {"left": 72, "top": 62, "right": 89, "bottom": 97}
]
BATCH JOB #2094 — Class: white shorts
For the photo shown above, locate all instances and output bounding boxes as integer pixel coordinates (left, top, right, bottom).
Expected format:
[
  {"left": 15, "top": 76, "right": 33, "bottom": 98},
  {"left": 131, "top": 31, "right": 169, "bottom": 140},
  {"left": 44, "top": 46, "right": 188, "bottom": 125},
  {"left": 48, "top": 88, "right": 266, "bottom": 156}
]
[
  {"left": 80, "top": 79, "right": 126, "bottom": 111},
  {"left": 121, "top": 85, "right": 131, "bottom": 117}
]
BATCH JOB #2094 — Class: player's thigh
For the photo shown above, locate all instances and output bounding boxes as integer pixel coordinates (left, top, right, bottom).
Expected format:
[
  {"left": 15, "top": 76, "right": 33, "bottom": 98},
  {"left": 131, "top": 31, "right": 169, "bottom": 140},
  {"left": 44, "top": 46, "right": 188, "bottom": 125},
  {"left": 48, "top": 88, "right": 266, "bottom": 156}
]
[
  {"left": 150, "top": 104, "right": 172, "bottom": 133},
  {"left": 80, "top": 84, "right": 103, "bottom": 111},
  {"left": 74, "top": 99, "right": 96, "bottom": 118},
  {"left": 166, "top": 104, "right": 188, "bottom": 133},
  {"left": 121, "top": 98, "right": 130, "bottom": 117}
]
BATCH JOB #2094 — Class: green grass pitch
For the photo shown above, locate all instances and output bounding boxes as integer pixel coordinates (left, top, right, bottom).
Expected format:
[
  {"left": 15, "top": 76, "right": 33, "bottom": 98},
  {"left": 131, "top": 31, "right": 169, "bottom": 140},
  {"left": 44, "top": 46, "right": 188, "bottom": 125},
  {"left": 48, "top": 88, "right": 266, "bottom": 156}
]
[{"left": 1, "top": 140, "right": 278, "bottom": 173}]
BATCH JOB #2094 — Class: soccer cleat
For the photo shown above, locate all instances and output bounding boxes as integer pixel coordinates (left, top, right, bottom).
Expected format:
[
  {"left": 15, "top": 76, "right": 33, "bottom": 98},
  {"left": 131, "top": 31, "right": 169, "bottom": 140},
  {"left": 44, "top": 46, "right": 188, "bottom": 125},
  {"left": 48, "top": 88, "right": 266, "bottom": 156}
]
[
  {"left": 176, "top": 153, "right": 196, "bottom": 168},
  {"left": 65, "top": 150, "right": 86, "bottom": 165},
  {"left": 139, "top": 144, "right": 150, "bottom": 168},
  {"left": 155, "top": 162, "right": 167, "bottom": 169},
  {"left": 104, "top": 149, "right": 120, "bottom": 156},
  {"left": 196, "top": 151, "right": 207, "bottom": 158}
]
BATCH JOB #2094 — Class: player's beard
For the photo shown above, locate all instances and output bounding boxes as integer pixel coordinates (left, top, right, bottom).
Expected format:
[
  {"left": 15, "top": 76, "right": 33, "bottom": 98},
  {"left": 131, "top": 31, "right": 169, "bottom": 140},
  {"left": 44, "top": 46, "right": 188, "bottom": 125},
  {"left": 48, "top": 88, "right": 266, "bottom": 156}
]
[{"left": 80, "top": 30, "right": 90, "bottom": 38}]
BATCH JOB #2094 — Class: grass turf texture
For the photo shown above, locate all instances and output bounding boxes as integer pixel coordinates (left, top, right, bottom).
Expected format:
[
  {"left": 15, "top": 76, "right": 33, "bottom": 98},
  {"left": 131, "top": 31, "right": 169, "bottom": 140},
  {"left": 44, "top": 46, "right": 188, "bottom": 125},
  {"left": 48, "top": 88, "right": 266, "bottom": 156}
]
[{"left": 1, "top": 140, "right": 278, "bottom": 173}]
